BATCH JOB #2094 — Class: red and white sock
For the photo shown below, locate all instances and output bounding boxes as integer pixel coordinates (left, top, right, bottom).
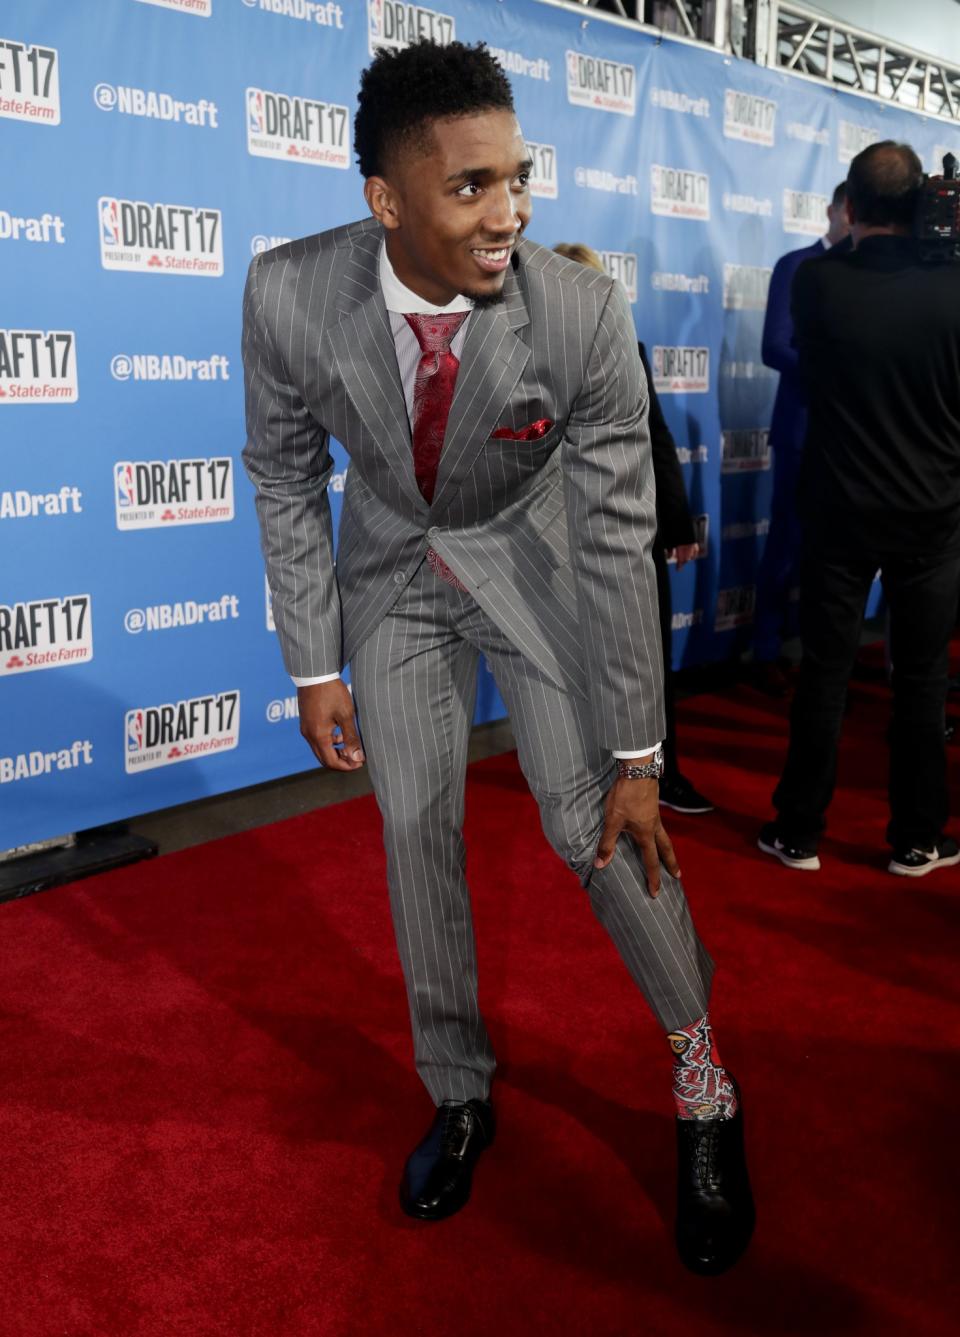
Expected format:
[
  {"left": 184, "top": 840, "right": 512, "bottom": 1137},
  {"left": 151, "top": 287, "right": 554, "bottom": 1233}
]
[{"left": 668, "top": 1015, "right": 738, "bottom": 1120}]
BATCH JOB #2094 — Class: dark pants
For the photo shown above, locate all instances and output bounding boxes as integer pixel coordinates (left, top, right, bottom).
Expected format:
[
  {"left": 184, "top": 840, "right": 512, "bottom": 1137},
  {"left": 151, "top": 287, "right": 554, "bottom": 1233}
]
[
  {"left": 653, "top": 544, "right": 680, "bottom": 780},
  {"left": 753, "top": 444, "right": 803, "bottom": 664},
  {"left": 773, "top": 540, "right": 960, "bottom": 850}
]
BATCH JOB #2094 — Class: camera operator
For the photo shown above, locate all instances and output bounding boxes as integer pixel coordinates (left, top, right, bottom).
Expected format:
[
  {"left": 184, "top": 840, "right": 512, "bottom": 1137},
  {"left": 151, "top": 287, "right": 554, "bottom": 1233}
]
[{"left": 759, "top": 141, "right": 960, "bottom": 877}]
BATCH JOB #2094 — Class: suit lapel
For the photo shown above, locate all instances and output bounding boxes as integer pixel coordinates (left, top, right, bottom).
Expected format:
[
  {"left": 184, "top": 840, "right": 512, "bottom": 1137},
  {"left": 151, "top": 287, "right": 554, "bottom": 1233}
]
[
  {"left": 429, "top": 263, "right": 531, "bottom": 518},
  {"left": 324, "top": 226, "right": 426, "bottom": 517}
]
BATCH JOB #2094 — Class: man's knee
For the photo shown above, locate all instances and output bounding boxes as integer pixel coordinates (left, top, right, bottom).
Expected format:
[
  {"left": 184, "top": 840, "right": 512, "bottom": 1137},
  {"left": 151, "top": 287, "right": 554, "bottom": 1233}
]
[{"left": 537, "top": 791, "right": 602, "bottom": 880}]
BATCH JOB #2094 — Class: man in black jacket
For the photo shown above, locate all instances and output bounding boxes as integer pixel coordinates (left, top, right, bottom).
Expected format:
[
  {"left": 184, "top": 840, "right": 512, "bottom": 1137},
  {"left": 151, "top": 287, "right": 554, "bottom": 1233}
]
[{"left": 759, "top": 141, "right": 960, "bottom": 877}]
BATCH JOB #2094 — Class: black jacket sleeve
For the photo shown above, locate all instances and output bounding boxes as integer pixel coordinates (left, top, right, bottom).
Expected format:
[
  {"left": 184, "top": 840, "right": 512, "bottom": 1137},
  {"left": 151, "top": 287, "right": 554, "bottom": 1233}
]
[{"left": 638, "top": 341, "right": 695, "bottom": 549}]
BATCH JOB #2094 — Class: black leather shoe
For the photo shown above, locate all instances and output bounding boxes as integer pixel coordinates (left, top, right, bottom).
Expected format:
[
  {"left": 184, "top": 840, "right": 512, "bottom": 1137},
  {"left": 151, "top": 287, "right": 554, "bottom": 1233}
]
[
  {"left": 675, "top": 1085, "right": 755, "bottom": 1275},
  {"left": 399, "top": 1099, "right": 495, "bottom": 1221}
]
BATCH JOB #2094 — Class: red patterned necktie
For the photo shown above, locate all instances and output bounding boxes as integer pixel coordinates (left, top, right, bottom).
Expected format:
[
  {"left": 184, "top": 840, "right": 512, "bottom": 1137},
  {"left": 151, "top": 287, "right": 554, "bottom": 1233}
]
[{"left": 404, "top": 311, "right": 469, "bottom": 590}]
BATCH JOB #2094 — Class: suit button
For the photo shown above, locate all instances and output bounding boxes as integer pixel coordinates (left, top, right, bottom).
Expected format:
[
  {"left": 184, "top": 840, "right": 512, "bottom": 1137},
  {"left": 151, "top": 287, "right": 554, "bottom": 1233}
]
[
  {"left": 393, "top": 571, "right": 405, "bottom": 584},
  {"left": 427, "top": 526, "right": 440, "bottom": 539}
]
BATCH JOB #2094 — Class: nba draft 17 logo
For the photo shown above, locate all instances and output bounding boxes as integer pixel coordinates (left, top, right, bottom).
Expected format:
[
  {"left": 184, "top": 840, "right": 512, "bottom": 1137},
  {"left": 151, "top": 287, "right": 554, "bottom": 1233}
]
[
  {"left": 838, "top": 120, "right": 878, "bottom": 165},
  {"left": 600, "top": 251, "right": 638, "bottom": 303},
  {"left": 525, "top": 141, "right": 558, "bottom": 199},
  {"left": 782, "top": 188, "right": 828, "bottom": 236},
  {"left": 0, "top": 329, "right": 77, "bottom": 403},
  {"left": 0, "top": 36, "right": 60, "bottom": 124},
  {"left": 651, "top": 346, "right": 709, "bottom": 394},
  {"left": 246, "top": 86, "right": 350, "bottom": 168},
  {"left": 114, "top": 457, "right": 234, "bottom": 529},
  {"left": 721, "top": 429, "right": 771, "bottom": 473},
  {"left": 565, "top": 51, "right": 635, "bottom": 116},
  {"left": 98, "top": 196, "right": 223, "bottom": 276},
  {"left": 714, "top": 586, "right": 756, "bottom": 632},
  {"left": 0, "top": 594, "right": 93, "bottom": 676},
  {"left": 723, "top": 90, "right": 776, "bottom": 146},
  {"left": 368, "top": 1, "right": 454, "bottom": 55},
  {"left": 125, "top": 690, "right": 240, "bottom": 774},
  {"left": 650, "top": 165, "right": 710, "bottom": 221},
  {"left": 722, "top": 264, "right": 772, "bottom": 311}
]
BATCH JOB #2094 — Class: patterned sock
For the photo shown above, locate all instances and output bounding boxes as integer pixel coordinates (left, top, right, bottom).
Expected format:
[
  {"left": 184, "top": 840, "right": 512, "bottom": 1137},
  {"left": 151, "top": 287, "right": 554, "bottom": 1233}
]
[{"left": 668, "top": 1014, "right": 739, "bottom": 1120}]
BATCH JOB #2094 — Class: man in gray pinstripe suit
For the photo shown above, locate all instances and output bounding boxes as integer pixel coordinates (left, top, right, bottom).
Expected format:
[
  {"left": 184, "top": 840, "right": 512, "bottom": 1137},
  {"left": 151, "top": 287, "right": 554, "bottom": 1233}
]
[{"left": 242, "top": 41, "right": 753, "bottom": 1273}]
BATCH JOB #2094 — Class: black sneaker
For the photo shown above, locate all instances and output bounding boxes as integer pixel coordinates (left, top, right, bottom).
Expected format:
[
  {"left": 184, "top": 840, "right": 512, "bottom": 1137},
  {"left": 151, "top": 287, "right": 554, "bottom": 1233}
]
[
  {"left": 660, "top": 774, "right": 715, "bottom": 815},
  {"left": 757, "top": 822, "right": 821, "bottom": 871},
  {"left": 888, "top": 837, "right": 960, "bottom": 878}
]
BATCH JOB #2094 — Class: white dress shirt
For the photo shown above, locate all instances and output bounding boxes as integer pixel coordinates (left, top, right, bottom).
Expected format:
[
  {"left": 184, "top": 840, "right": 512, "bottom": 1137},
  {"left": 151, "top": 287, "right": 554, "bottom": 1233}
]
[{"left": 292, "top": 245, "right": 657, "bottom": 761}]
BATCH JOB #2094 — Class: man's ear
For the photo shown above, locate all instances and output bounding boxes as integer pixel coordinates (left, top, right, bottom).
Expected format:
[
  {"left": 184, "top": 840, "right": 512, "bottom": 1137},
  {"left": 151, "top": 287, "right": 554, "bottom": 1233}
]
[
  {"left": 364, "top": 175, "right": 401, "bottom": 231},
  {"left": 845, "top": 196, "right": 855, "bottom": 226}
]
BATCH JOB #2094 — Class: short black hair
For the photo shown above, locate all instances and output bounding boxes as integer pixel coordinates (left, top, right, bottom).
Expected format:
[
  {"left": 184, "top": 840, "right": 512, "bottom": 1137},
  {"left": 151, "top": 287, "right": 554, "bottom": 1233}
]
[
  {"left": 831, "top": 180, "right": 846, "bottom": 208},
  {"left": 355, "top": 40, "right": 514, "bottom": 179},
  {"left": 846, "top": 141, "right": 924, "bottom": 226}
]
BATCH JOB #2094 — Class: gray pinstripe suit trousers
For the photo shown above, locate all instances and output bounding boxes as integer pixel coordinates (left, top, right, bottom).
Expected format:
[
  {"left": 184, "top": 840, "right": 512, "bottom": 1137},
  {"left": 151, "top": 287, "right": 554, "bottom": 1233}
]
[{"left": 351, "top": 565, "right": 713, "bottom": 1106}]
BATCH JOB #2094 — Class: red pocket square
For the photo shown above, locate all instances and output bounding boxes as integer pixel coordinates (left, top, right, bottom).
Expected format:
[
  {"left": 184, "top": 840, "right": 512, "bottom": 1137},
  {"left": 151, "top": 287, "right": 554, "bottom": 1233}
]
[{"left": 492, "top": 418, "right": 553, "bottom": 441}]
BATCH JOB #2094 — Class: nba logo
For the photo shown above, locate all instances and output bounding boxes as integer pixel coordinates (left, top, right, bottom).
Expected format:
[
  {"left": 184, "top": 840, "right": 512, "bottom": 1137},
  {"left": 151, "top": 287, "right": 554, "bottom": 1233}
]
[
  {"left": 248, "top": 89, "right": 263, "bottom": 134},
  {"left": 126, "top": 710, "right": 143, "bottom": 753},
  {"left": 100, "top": 197, "right": 120, "bottom": 247},
  {"left": 115, "top": 462, "right": 135, "bottom": 509},
  {"left": 368, "top": 0, "right": 383, "bottom": 39}
]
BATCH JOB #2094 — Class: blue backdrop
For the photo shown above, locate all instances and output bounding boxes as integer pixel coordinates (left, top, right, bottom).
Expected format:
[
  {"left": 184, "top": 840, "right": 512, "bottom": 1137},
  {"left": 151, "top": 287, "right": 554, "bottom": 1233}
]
[{"left": 3, "top": 0, "right": 958, "bottom": 848}]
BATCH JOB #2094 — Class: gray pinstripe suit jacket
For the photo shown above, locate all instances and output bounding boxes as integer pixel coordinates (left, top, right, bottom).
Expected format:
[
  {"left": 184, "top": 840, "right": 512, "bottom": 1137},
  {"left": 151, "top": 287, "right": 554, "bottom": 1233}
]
[{"left": 241, "top": 216, "right": 665, "bottom": 753}]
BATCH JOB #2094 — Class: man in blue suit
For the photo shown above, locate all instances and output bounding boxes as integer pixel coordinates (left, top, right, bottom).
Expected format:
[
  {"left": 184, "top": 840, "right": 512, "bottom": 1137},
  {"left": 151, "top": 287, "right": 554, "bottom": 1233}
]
[{"left": 752, "top": 182, "right": 849, "bottom": 694}]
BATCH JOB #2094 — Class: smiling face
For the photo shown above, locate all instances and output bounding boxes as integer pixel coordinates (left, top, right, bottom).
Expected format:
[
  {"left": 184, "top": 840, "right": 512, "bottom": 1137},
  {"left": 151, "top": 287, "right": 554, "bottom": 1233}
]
[{"left": 364, "top": 108, "right": 532, "bottom": 306}]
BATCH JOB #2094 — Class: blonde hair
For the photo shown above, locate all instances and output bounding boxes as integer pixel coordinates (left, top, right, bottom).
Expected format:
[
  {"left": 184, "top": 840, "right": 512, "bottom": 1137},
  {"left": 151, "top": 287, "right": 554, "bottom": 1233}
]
[{"left": 553, "top": 242, "right": 605, "bottom": 274}]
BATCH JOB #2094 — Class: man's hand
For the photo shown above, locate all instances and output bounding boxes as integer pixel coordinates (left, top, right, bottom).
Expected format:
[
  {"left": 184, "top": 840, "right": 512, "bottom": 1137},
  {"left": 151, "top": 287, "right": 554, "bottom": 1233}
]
[
  {"left": 667, "top": 542, "right": 700, "bottom": 570},
  {"left": 298, "top": 680, "right": 365, "bottom": 771},
  {"left": 594, "top": 776, "right": 681, "bottom": 896}
]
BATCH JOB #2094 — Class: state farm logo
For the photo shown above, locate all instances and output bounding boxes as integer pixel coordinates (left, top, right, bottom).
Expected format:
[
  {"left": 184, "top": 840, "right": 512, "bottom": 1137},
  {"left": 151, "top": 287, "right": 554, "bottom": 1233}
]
[
  {"left": 565, "top": 51, "right": 635, "bottom": 116},
  {"left": 600, "top": 250, "right": 637, "bottom": 303},
  {"left": 110, "top": 353, "right": 229, "bottom": 382},
  {"left": 93, "top": 82, "right": 218, "bottom": 128},
  {"left": 838, "top": 120, "right": 878, "bottom": 165},
  {"left": 525, "top": 141, "right": 557, "bottom": 199},
  {"left": 651, "top": 346, "right": 709, "bottom": 394},
  {"left": 782, "top": 188, "right": 827, "bottom": 236},
  {"left": 99, "top": 196, "right": 223, "bottom": 276},
  {"left": 251, "top": 233, "right": 291, "bottom": 255},
  {"left": 721, "top": 428, "right": 770, "bottom": 473},
  {"left": 0, "top": 210, "right": 65, "bottom": 244},
  {"left": 124, "top": 595, "right": 239, "bottom": 634},
  {"left": 651, "top": 165, "right": 709, "bottom": 220},
  {"left": 114, "top": 457, "right": 234, "bottom": 529},
  {"left": 1, "top": 485, "right": 82, "bottom": 520},
  {"left": 368, "top": 1, "right": 454, "bottom": 54},
  {"left": 0, "top": 329, "right": 77, "bottom": 404},
  {"left": 668, "top": 515, "right": 709, "bottom": 562},
  {"left": 134, "top": 0, "right": 212, "bottom": 17},
  {"left": 246, "top": 86, "right": 349, "bottom": 169},
  {"left": 0, "top": 595, "right": 92, "bottom": 676},
  {"left": 723, "top": 263, "right": 772, "bottom": 311},
  {"left": 714, "top": 585, "right": 756, "bottom": 632},
  {"left": 125, "top": 690, "right": 240, "bottom": 774},
  {"left": 723, "top": 90, "right": 776, "bottom": 147},
  {"left": 490, "top": 47, "right": 550, "bottom": 81},
  {"left": 244, "top": 1, "right": 344, "bottom": 27},
  {"left": 0, "top": 37, "right": 60, "bottom": 125},
  {"left": 0, "top": 739, "right": 93, "bottom": 785}
]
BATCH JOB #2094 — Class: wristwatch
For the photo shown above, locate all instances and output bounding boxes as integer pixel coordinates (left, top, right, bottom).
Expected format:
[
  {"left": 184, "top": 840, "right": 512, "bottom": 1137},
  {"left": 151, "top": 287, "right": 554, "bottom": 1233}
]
[{"left": 616, "top": 745, "right": 664, "bottom": 781}]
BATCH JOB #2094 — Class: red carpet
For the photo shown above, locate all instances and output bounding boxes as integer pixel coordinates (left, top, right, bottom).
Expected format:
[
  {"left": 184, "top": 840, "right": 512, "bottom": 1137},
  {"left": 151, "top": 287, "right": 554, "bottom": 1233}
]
[{"left": 1, "top": 672, "right": 958, "bottom": 1335}]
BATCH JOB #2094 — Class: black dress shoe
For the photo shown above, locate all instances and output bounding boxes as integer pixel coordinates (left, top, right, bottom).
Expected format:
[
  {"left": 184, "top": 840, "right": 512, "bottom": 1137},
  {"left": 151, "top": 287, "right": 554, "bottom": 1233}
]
[
  {"left": 675, "top": 1085, "right": 755, "bottom": 1275},
  {"left": 399, "top": 1099, "right": 495, "bottom": 1221}
]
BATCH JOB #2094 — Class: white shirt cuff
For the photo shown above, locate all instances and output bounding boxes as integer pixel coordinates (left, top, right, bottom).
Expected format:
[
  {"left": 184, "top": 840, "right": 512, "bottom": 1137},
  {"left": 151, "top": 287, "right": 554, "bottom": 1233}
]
[
  {"left": 612, "top": 743, "right": 661, "bottom": 760},
  {"left": 291, "top": 672, "right": 340, "bottom": 687}
]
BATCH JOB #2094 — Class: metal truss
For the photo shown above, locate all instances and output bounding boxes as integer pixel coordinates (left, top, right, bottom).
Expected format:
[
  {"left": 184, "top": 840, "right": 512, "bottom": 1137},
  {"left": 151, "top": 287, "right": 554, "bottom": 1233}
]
[
  {"left": 553, "top": 0, "right": 960, "bottom": 124},
  {"left": 764, "top": 2, "right": 960, "bottom": 124}
]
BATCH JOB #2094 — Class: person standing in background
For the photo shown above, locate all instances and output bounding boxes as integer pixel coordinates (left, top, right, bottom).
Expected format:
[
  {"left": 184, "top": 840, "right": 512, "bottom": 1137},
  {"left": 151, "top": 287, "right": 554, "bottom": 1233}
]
[
  {"left": 554, "top": 243, "right": 714, "bottom": 815},
  {"left": 751, "top": 184, "right": 850, "bottom": 696}
]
